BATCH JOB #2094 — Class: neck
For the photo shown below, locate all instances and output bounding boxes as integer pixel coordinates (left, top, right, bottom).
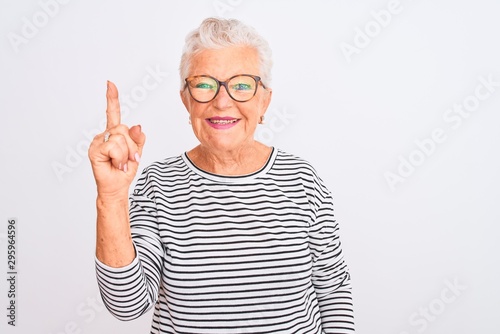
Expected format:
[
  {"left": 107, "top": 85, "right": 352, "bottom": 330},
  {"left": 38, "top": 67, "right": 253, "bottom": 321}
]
[{"left": 188, "top": 142, "right": 272, "bottom": 176}]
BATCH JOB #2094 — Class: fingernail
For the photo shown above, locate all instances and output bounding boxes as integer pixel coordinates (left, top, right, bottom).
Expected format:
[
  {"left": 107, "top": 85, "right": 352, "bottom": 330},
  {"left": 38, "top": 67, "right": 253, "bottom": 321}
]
[
  {"left": 134, "top": 152, "right": 141, "bottom": 163},
  {"left": 107, "top": 80, "right": 110, "bottom": 90},
  {"left": 123, "top": 163, "right": 128, "bottom": 173},
  {"left": 137, "top": 124, "right": 142, "bottom": 132},
  {"left": 118, "top": 162, "right": 122, "bottom": 170}
]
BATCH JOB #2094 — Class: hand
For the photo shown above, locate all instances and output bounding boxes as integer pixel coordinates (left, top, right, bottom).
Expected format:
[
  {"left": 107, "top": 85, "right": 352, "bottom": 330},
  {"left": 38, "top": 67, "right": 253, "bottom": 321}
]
[{"left": 88, "top": 81, "right": 146, "bottom": 197}]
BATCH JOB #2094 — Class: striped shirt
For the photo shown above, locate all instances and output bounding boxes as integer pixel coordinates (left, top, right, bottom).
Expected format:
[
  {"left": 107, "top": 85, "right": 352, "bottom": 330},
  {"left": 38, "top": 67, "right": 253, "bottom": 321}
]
[{"left": 95, "top": 148, "right": 355, "bottom": 333}]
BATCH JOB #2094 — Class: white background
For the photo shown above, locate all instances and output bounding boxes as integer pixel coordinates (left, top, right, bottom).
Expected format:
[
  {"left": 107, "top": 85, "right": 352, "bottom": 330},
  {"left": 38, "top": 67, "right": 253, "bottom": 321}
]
[{"left": 1, "top": 0, "right": 499, "bottom": 333}]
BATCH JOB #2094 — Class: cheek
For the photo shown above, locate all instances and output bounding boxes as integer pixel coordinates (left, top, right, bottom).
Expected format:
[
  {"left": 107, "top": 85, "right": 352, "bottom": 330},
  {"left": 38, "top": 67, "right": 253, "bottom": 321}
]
[
  {"left": 191, "top": 117, "right": 206, "bottom": 134},
  {"left": 240, "top": 108, "right": 260, "bottom": 125},
  {"left": 188, "top": 104, "right": 208, "bottom": 119}
]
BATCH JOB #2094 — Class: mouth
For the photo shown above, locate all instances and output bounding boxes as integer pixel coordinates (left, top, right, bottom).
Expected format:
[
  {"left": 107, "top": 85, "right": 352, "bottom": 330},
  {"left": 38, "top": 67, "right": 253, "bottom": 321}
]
[
  {"left": 206, "top": 117, "right": 240, "bottom": 129},
  {"left": 208, "top": 118, "right": 239, "bottom": 124}
]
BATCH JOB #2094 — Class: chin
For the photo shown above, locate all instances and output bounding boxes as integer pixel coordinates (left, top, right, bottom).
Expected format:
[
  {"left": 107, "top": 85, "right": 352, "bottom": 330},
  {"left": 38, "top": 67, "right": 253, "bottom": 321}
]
[{"left": 203, "top": 137, "right": 252, "bottom": 152}]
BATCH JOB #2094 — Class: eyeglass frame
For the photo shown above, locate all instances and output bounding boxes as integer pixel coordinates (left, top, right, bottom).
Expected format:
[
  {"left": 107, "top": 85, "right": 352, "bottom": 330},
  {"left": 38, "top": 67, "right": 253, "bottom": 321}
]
[{"left": 184, "top": 74, "right": 267, "bottom": 103}]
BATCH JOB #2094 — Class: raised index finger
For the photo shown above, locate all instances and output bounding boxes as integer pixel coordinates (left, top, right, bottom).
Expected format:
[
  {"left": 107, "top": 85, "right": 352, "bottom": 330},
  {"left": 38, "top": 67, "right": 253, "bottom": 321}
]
[{"left": 106, "top": 81, "right": 121, "bottom": 129}]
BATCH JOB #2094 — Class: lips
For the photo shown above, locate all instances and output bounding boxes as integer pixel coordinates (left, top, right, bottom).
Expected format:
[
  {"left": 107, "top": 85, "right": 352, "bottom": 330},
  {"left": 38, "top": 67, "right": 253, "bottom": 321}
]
[{"left": 206, "top": 116, "right": 240, "bottom": 129}]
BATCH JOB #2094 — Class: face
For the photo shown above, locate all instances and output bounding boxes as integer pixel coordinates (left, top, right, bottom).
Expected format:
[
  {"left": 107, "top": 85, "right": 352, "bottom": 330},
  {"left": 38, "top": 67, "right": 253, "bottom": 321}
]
[{"left": 181, "top": 46, "right": 272, "bottom": 154}]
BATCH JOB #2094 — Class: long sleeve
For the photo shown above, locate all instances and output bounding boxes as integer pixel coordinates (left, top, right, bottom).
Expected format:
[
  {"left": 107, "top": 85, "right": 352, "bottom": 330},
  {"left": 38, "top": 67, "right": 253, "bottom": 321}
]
[
  {"left": 94, "top": 151, "right": 355, "bottom": 333},
  {"left": 309, "top": 182, "right": 355, "bottom": 333},
  {"left": 95, "top": 170, "right": 164, "bottom": 321}
]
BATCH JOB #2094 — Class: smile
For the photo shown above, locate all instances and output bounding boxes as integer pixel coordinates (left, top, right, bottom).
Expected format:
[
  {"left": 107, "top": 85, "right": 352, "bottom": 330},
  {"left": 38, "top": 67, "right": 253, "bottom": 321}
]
[
  {"left": 206, "top": 117, "right": 240, "bottom": 129},
  {"left": 208, "top": 119, "right": 239, "bottom": 124}
]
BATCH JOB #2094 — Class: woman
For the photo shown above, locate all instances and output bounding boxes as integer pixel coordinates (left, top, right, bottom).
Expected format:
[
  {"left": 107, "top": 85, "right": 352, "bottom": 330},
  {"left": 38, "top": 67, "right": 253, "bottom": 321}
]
[{"left": 89, "top": 18, "right": 355, "bottom": 333}]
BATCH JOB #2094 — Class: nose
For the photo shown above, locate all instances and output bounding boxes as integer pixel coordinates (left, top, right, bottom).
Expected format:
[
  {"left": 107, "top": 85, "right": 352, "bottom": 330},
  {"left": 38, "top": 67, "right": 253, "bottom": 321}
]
[{"left": 212, "top": 84, "right": 233, "bottom": 109}]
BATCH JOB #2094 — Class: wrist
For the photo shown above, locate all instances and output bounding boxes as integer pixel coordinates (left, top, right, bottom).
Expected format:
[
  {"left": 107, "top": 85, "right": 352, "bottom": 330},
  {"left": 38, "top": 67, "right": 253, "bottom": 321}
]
[{"left": 96, "top": 188, "right": 129, "bottom": 204}]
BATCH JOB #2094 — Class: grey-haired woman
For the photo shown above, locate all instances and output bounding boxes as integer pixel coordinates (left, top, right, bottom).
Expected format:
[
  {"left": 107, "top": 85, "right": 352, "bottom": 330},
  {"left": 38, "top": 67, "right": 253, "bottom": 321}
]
[{"left": 88, "top": 17, "right": 355, "bottom": 333}]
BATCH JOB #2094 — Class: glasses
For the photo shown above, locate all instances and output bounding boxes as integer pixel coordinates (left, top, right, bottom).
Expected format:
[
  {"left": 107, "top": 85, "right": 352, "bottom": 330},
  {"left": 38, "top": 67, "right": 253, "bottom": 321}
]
[{"left": 184, "top": 74, "right": 266, "bottom": 103}]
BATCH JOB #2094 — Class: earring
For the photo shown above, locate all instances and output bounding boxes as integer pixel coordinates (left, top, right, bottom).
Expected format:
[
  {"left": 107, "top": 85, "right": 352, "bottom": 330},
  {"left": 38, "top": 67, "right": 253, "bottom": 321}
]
[
  {"left": 188, "top": 116, "right": 192, "bottom": 124},
  {"left": 259, "top": 115, "right": 265, "bottom": 124}
]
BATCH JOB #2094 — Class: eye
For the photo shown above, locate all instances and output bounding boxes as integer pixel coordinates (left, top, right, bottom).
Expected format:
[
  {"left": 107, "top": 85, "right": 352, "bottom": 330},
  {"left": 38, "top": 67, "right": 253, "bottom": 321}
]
[
  {"left": 232, "top": 83, "right": 252, "bottom": 91},
  {"left": 195, "top": 82, "right": 215, "bottom": 90}
]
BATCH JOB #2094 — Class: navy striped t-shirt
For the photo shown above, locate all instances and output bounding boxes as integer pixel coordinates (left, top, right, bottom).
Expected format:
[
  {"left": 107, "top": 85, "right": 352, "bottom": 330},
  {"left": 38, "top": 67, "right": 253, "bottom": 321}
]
[{"left": 95, "top": 148, "right": 354, "bottom": 333}]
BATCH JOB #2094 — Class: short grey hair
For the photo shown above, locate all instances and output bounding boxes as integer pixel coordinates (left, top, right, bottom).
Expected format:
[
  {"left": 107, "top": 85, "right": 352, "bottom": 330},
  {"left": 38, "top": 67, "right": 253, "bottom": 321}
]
[{"left": 179, "top": 17, "right": 273, "bottom": 89}]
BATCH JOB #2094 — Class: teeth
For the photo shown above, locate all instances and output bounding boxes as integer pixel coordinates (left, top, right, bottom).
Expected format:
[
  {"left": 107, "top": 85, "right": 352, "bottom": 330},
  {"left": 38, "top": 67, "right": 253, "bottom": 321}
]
[{"left": 210, "top": 119, "right": 238, "bottom": 124}]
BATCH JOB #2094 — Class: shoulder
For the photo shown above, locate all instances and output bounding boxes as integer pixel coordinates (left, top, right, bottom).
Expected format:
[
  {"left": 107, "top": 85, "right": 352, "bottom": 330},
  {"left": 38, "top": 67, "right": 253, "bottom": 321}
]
[
  {"left": 135, "top": 154, "right": 190, "bottom": 188},
  {"left": 273, "top": 149, "right": 321, "bottom": 177},
  {"left": 143, "top": 155, "right": 186, "bottom": 173},
  {"left": 273, "top": 148, "right": 332, "bottom": 198}
]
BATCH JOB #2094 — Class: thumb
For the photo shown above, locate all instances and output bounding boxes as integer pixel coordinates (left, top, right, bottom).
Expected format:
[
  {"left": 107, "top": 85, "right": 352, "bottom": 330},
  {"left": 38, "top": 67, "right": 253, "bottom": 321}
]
[{"left": 130, "top": 124, "right": 146, "bottom": 155}]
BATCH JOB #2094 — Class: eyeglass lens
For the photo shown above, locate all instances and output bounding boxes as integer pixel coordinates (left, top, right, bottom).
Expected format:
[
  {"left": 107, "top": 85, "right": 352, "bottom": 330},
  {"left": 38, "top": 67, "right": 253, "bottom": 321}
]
[{"left": 187, "top": 75, "right": 258, "bottom": 102}]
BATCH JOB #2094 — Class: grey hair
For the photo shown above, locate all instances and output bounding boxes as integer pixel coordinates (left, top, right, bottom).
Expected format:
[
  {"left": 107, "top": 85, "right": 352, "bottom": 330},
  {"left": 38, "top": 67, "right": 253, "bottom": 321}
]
[{"left": 179, "top": 17, "right": 273, "bottom": 89}]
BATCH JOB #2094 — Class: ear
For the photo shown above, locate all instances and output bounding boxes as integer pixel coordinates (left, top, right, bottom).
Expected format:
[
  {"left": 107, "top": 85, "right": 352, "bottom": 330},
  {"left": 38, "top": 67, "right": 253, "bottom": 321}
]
[
  {"left": 180, "top": 89, "right": 190, "bottom": 112},
  {"left": 259, "top": 88, "right": 273, "bottom": 119}
]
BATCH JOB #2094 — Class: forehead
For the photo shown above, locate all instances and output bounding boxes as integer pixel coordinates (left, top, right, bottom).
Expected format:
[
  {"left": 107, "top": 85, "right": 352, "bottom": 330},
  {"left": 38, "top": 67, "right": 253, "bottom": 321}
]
[{"left": 188, "top": 46, "right": 260, "bottom": 79}]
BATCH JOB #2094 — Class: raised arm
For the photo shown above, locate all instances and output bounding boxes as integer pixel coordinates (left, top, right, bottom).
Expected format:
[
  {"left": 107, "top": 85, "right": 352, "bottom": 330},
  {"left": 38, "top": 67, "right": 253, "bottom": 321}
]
[{"left": 88, "top": 81, "right": 146, "bottom": 267}]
